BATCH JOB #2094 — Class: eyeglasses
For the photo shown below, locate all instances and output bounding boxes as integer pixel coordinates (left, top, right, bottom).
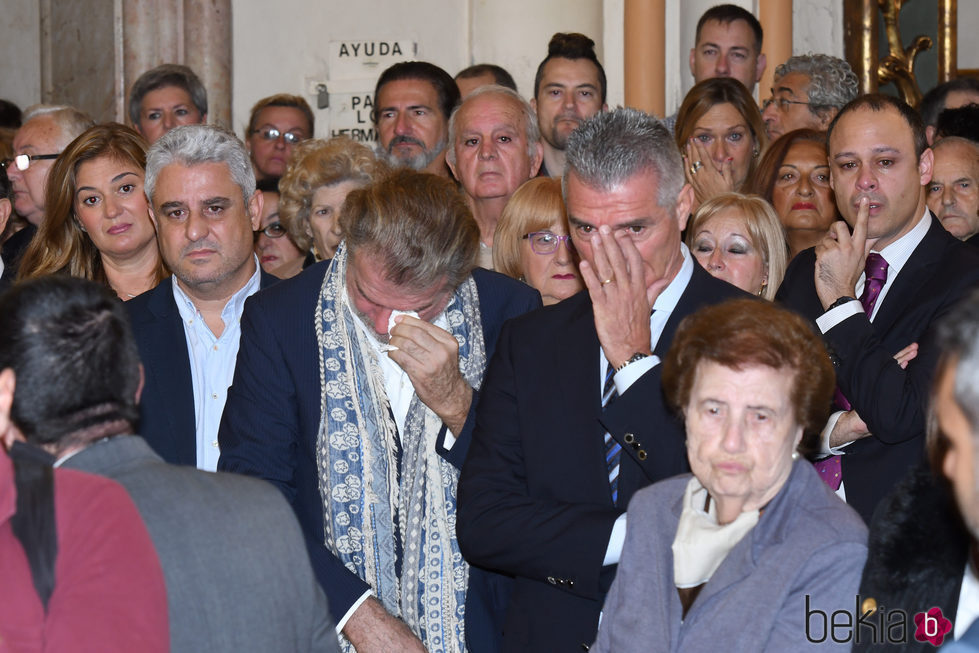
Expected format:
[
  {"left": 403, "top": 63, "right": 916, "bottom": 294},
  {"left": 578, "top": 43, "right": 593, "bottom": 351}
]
[
  {"left": 255, "top": 222, "right": 287, "bottom": 239},
  {"left": 523, "top": 231, "right": 573, "bottom": 255},
  {"left": 253, "top": 127, "right": 305, "bottom": 144},
  {"left": 762, "top": 96, "right": 812, "bottom": 112},
  {"left": 1, "top": 153, "right": 60, "bottom": 171}
]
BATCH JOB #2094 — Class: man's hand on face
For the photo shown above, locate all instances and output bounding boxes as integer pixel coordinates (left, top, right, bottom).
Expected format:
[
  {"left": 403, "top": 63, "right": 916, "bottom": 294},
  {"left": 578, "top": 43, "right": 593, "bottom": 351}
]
[
  {"left": 814, "top": 197, "right": 871, "bottom": 310},
  {"left": 388, "top": 316, "right": 472, "bottom": 436},
  {"left": 579, "top": 226, "right": 670, "bottom": 370}
]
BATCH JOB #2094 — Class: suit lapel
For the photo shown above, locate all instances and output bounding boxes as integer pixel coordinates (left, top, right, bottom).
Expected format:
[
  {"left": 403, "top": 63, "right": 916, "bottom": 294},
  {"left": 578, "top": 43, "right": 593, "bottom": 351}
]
[
  {"left": 871, "top": 217, "right": 949, "bottom": 335},
  {"left": 557, "top": 293, "right": 603, "bottom": 420},
  {"left": 145, "top": 280, "right": 197, "bottom": 466}
]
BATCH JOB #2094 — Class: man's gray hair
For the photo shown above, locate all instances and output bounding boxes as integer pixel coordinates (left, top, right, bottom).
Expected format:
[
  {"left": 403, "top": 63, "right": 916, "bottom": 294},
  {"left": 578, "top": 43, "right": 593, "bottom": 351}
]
[
  {"left": 144, "top": 124, "right": 255, "bottom": 204},
  {"left": 445, "top": 85, "right": 540, "bottom": 166},
  {"left": 564, "top": 107, "right": 683, "bottom": 208},
  {"left": 21, "top": 104, "right": 95, "bottom": 148},
  {"left": 774, "top": 54, "right": 859, "bottom": 119},
  {"left": 936, "top": 290, "right": 979, "bottom": 434}
]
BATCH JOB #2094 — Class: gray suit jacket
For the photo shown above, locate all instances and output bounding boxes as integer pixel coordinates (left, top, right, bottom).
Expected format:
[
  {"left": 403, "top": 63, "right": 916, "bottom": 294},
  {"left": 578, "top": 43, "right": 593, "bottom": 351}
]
[
  {"left": 61, "top": 436, "right": 339, "bottom": 653},
  {"left": 592, "top": 461, "right": 868, "bottom": 652}
]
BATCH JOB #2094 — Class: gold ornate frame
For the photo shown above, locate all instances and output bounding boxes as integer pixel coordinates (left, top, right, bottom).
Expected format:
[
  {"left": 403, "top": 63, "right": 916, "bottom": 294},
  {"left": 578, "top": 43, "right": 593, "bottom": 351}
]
[{"left": 844, "top": 0, "right": 958, "bottom": 108}]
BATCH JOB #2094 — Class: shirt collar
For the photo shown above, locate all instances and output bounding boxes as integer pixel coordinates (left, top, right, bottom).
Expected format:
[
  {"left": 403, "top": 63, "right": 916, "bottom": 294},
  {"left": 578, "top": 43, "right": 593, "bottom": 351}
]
[
  {"left": 172, "top": 255, "right": 262, "bottom": 326},
  {"left": 873, "top": 207, "right": 931, "bottom": 276},
  {"left": 653, "top": 243, "right": 694, "bottom": 314}
]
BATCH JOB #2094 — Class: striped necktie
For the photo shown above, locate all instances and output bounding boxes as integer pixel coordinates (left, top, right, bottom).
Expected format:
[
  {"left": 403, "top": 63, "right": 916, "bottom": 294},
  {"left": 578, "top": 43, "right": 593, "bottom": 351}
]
[{"left": 603, "top": 361, "right": 622, "bottom": 504}]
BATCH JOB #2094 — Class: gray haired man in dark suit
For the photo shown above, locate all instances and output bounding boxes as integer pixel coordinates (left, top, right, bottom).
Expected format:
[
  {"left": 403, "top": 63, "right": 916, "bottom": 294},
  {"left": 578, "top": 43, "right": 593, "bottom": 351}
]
[{"left": 0, "top": 275, "right": 339, "bottom": 653}]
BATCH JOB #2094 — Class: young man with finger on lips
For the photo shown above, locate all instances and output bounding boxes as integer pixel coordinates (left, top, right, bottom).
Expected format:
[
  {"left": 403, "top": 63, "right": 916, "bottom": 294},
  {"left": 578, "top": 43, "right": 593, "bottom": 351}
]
[{"left": 776, "top": 94, "right": 979, "bottom": 523}]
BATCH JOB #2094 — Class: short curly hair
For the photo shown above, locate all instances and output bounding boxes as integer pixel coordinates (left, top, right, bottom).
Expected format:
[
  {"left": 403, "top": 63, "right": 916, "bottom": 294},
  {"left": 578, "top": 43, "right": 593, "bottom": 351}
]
[
  {"left": 277, "top": 136, "right": 388, "bottom": 251},
  {"left": 774, "top": 54, "right": 859, "bottom": 121},
  {"left": 662, "top": 298, "right": 835, "bottom": 455}
]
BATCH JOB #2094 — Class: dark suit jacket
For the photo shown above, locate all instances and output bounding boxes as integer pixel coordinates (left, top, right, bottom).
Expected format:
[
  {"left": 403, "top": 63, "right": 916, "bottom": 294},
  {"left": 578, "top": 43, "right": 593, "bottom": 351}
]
[
  {"left": 62, "top": 436, "right": 339, "bottom": 653},
  {"left": 126, "top": 271, "right": 278, "bottom": 466},
  {"left": 456, "top": 263, "right": 746, "bottom": 652},
  {"left": 776, "top": 215, "right": 979, "bottom": 522},
  {"left": 216, "top": 261, "right": 541, "bottom": 629}
]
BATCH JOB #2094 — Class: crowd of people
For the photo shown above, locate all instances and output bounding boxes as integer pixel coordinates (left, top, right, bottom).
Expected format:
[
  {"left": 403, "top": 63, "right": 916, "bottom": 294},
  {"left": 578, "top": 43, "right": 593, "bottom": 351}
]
[{"left": 5, "top": 2, "right": 979, "bottom": 652}]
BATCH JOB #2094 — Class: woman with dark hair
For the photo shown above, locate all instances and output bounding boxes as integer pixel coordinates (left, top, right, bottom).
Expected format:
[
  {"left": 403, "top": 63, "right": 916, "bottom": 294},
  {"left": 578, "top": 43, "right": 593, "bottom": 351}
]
[
  {"left": 593, "top": 299, "right": 867, "bottom": 652},
  {"left": 751, "top": 129, "right": 838, "bottom": 258},
  {"left": 0, "top": 433, "right": 168, "bottom": 653},
  {"left": 17, "top": 123, "right": 167, "bottom": 299},
  {"left": 675, "top": 78, "right": 768, "bottom": 211}
]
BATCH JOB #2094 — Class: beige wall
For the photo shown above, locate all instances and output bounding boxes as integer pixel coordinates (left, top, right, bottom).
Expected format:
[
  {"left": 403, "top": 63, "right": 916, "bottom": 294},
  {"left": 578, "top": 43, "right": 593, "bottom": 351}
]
[{"left": 0, "top": 1, "right": 854, "bottom": 129}]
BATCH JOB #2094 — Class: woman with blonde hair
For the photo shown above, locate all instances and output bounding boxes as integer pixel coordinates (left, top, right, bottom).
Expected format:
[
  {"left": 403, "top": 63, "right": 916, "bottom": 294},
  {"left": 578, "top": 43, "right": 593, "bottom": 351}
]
[
  {"left": 17, "top": 123, "right": 167, "bottom": 300},
  {"left": 493, "top": 177, "right": 582, "bottom": 305},
  {"left": 278, "top": 136, "right": 388, "bottom": 261},
  {"left": 686, "top": 191, "right": 787, "bottom": 300},
  {"left": 675, "top": 78, "right": 768, "bottom": 211}
]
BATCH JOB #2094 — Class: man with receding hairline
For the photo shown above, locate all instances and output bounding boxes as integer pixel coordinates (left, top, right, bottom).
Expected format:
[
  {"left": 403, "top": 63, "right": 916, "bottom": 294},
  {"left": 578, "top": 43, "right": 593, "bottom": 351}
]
[
  {"left": 777, "top": 94, "right": 979, "bottom": 523},
  {"left": 927, "top": 137, "right": 979, "bottom": 245}
]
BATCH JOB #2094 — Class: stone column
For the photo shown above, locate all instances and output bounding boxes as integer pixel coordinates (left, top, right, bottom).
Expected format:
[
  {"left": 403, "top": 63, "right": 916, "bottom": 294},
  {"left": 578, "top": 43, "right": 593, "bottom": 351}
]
[{"left": 184, "top": 0, "right": 232, "bottom": 130}]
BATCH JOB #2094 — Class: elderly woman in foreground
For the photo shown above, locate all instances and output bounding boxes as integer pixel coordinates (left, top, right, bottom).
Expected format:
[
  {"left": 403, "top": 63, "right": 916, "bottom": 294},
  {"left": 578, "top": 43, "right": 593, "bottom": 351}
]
[{"left": 592, "top": 299, "right": 868, "bottom": 653}]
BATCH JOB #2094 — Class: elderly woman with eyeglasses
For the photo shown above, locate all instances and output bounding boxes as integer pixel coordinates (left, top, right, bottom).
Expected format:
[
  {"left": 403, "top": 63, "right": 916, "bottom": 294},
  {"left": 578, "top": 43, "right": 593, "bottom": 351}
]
[
  {"left": 253, "top": 178, "right": 309, "bottom": 278},
  {"left": 493, "top": 177, "right": 583, "bottom": 305},
  {"left": 245, "top": 94, "right": 314, "bottom": 182}
]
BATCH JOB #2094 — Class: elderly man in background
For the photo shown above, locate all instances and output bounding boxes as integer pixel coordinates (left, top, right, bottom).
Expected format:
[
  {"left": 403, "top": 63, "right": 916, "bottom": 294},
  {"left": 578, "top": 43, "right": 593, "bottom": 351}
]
[
  {"left": 2, "top": 276, "right": 338, "bottom": 653},
  {"left": 531, "top": 32, "right": 607, "bottom": 178},
  {"left": 927, "top": 136, "right": 979, "bottom": 246},
  {"left": 457, "top": 108, "right": 745, "bottom": 651},
  {"left": 218, "top": 169, "right": 540, "bottom": 653},
  {"left": 128, "top": 63, "right": 208, "bottom": 144},
  {"left": 761, "top": 53, "right": 859, "bottom": 142},
  {"left": 447, "top": 86, "right": 543, "bottom": 269},
  {"left": 373, "top": 61, "right": 460, "bottom": 177},
  {"left": 127, "top": 125, "right": 277, "bottom": 471},
  {"left": 7, "top": 104, "right": 93, "bottom": 227}
]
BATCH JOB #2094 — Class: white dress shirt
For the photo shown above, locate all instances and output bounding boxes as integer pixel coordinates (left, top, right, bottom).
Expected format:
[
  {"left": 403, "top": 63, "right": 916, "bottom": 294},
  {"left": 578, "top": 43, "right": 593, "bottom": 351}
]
[
  {"left": 603, "top": 244, "right": 695, "bottom": 565},
  {"left": 815, "top": 209, "right": 932, "bottom": 500},
  {"left": 957, "top": 560, "right": 979, "bottom": 640},
  {"left": 173, "top": 259, "right": 261, "bottom": 472}
]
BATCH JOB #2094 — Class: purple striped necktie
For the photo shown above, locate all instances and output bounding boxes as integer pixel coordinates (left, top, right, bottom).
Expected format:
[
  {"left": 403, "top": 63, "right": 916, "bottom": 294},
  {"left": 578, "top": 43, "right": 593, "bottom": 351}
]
[{"left": 814, "top": 253, "right": 888, "bottom": 490}]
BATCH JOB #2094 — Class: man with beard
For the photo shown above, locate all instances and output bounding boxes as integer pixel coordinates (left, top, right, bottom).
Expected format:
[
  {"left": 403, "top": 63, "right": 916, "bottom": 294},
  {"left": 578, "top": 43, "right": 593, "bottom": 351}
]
[
  {"left": 373, "top": 61, "right": 460, "bottom": 178},
  {"left": 532, "top": 33, "right": 607, "bottom": 178}
]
